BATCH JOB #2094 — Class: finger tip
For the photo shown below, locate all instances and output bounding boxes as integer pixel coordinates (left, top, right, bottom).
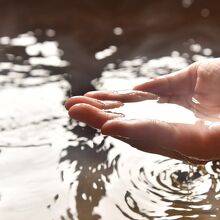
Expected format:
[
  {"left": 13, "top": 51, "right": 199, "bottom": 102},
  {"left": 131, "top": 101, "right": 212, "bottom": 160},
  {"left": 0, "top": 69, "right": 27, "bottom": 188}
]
[
  {"left": 84, "top": 91, "right": 96, "bottom": 97},
  {"left": 101, "top": 119, "right": 123, "bottom": 135},
  {"left": 68, "top": 103, "right": 88, "bottom": 119},
  {"left": 64, "top": 96, "right": 80, "bottom": 110},
  {"left": 68, "top": 103, "right": 123, "bottom": 129},
  {"left": 64, "top": 99, "right": 72, "bottom": 110},
  {"left": 101, "top": 123, "right": 111, "bottom": 135},
  {"left": 68, "top": 105, "right": 78, "bottom": 118},
  {"left": 133, "top": 85, "right": 141, "bottom": 90}
]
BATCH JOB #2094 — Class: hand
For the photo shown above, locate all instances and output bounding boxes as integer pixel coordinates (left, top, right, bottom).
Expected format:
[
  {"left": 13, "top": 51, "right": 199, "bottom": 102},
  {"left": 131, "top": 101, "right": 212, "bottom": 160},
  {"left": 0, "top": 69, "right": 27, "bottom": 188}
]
[{"left": 65, "top": 58, "right": 220, "bottom": 164}]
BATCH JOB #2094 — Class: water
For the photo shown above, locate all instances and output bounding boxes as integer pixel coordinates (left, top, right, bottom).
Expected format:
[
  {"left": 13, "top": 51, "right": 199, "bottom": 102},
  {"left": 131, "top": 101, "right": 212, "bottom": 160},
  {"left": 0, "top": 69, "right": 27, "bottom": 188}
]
[
  {"left": 109, "top": 100, "right": 199, "bottom": 124},
  {"left": 1, "top": 0, "right": 220, "bottom": 219},
  {"left": 90, "top": 42, "right": 220, "bottom": 219}
]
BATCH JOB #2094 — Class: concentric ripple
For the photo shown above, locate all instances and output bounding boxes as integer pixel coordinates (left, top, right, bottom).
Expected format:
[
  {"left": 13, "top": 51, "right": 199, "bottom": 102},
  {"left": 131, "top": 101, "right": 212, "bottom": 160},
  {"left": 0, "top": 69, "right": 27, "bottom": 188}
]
[
  {"left": 92, "top": 41, "right": 220, "bottom": 219},
  {"left": 112, "top": 153, "right": 220, "bottom": 219}
]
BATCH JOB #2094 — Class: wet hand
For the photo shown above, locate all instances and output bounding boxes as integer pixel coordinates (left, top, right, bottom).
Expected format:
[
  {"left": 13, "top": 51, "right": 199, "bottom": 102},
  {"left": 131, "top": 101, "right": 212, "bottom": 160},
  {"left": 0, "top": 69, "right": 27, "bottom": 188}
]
[
  {"left": 134, "top": 58, "right": 220, "bottom": 117},
  {"left": 65, "top": 58, "right": 220, "bottom": 164}
]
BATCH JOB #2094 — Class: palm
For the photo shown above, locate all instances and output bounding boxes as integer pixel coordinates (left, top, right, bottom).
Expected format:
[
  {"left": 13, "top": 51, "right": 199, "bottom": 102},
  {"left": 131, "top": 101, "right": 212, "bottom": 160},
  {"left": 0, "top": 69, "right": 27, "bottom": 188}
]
[
  {"left": 190, "top": 60, "right": 220, "bottom": 116},
  {"left": 136, "top": 59, "right": 220, "bottom": 119}
]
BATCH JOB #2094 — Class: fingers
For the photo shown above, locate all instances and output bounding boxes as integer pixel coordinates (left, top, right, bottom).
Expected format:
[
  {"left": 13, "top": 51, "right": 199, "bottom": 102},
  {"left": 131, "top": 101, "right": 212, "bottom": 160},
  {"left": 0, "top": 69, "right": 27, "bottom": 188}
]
[
  {"left": 65, "top": 95, "right": 210, "bottom": 162},
  {"left": 65, "top": 91, "right": 156, "bottom": 111},
  {"left": 116, "top": 136, "right": 186, "bottom": 161},
  {"left": 101, "top": 119, "right": 209, "bottom": 160},
  {"left": 133, "top": 62, "right": 199, "bottom": 96},
  {"left": 65, "top": 91, "right": 159, "bottom": 119},
  {"left": 85, "top": 90, "right": 158, "bottom": 102},
  {"left": 65, "top": 96, "right": 123, "bottom": 110},
  {"left": 68, "top": 103, "right": 123, "bottom": 129},
  {"left": 101, "top": 119, "right": 177, "bottom": 146},
  {"left": 116, "top": 136, "right": 207, "bottom": 164}
]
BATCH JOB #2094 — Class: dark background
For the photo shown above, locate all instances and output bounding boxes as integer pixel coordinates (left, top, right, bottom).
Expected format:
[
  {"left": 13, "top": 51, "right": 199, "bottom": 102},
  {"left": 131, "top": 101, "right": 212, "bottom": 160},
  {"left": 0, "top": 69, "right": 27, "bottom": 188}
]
[{"left": 0, "top": 0, "right": 219, "bottom": 94}]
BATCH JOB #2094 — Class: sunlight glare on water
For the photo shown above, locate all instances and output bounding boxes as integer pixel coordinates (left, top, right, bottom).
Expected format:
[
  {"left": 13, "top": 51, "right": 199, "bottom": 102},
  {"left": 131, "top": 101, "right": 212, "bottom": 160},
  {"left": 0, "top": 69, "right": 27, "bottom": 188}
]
[
  {"left": 0, "top": 4, "right": 220, "bottom": 219},
  {"left": 90, "top": 41, "right": 220, "bottom": 219}
]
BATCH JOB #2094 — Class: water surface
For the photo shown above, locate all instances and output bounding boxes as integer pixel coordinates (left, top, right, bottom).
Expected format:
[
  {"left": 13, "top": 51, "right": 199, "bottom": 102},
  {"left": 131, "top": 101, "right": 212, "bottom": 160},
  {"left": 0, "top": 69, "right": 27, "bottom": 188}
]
[{"left": 1, "top": 1, "right": 220, "bottom": 219}]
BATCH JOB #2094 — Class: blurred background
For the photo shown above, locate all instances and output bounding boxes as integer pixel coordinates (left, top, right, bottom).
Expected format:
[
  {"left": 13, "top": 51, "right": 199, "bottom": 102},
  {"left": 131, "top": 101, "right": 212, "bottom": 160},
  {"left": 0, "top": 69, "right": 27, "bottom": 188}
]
[{"left": 1, "top": 0, "right": 220, "bottom": 219}]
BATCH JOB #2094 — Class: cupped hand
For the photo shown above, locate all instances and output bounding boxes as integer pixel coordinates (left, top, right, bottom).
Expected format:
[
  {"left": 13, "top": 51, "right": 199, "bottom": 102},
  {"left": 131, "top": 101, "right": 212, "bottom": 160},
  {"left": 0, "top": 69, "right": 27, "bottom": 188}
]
[{"left": 65, "top": 58, "right": 220, "bottom": 164}]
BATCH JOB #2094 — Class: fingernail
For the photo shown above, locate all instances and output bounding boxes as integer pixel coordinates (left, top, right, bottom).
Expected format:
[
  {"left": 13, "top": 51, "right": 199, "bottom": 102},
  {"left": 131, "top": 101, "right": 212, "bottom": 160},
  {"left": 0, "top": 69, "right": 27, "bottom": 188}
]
[
  {"left": 113, "top": 90, "right": 133, "bottom": 95},
  {"left": 100, "top": 100, "right": 123, "bottom": 106},
  {"left": 104, "top": 110, "right": 125, "bottom": 117}
]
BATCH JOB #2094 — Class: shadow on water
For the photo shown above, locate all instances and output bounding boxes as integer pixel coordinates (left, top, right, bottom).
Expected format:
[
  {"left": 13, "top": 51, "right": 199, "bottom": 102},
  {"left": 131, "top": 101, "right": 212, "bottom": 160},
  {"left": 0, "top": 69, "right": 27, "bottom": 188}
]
[
  {"left": 1, "top": 0, "right": 220, "bottom": 219},
  {"left": 59, "top": 128, "right": 120, "bottom": 220}
]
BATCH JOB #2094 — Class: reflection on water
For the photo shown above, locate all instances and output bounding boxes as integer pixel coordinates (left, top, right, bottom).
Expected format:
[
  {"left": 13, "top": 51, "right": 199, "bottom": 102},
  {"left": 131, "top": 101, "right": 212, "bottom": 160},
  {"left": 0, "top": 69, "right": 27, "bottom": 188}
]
[
  {"left": 111, "top": 100, "right": 199, "bottom": 124},
  {"left": 0, "top": 30, "right": 76, "bottom": 220},
  {"left": 90, "top": 41, "right": 220, "bottom": 219},
  {"left": 1, "top": 0, "right": 220, "bottom": 219}
]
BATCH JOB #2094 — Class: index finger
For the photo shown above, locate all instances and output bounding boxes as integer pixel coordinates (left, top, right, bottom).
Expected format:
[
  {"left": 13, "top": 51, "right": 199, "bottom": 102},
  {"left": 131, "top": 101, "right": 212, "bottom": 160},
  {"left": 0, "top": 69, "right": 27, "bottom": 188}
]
[{"left": 85, "top": 90, "right": 158, "bottom": 102}]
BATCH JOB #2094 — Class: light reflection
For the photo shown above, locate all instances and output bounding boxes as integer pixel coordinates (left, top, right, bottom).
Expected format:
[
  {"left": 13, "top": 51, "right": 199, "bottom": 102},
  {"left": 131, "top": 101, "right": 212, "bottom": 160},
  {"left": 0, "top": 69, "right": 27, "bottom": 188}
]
[
  {"left": 0, "top": 20, "right": 220, "bottom": 220},
  {"left": 26, "top": 41, "right": 61, "bottom": 57},
  {"left": 0, "top": 30, "right": 75, "bottom": 219},
  {"left": 112, "top": 100, "right": 198, "bottom": 124},
  {"left": 12, "top": 64, "right": 31, "bottom": 72},
  {"left": 90, "top": 40, "right": 220, "bottom": 219},
  {"left": 190, "top": 43, "right": 202, "bottom": 53},
  {"left": 192, "top": 54, "right": 211, "bottom": 62},
  {"left": 46, "top": 29, "right": 56, "bottom": 37},
  {"left": 0, "top": 36, "right": 10, "bottom": 45},
  {"left": 113, "top": 27, "right": 123, "bottom": 36},
  {"left": 182, "top": 0, "right": 194, "bottom": 8},
  {"left": 81, "top": 193, "right": 87, "bottom": 200},
  {"left": 30, "top": 69, "right": 50, "bottom": 76},
  {"left": 29, "top": 56, "right": 69, "bottom": 67},
  {"left": 0, "top": 62, "right": 12, "bottom": 70},
  {"left": 11, "top": 33, "right": 37, "bottom": 46},
  {"left": 201, "top": 8, "right": 210, "bottom": 18},
  {"left": 95, "top": 45, "right": 117, "bottom": 60},
  {"left": 203, "top": 48, "right": 212, "bottom": 56}
]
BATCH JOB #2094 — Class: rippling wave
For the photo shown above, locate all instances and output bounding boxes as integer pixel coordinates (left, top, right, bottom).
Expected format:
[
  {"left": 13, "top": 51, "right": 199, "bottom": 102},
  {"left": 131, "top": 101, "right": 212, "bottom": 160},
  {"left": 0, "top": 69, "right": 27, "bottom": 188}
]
[{"left": 1, "top": 1, "right": 220, "bottom": 220}]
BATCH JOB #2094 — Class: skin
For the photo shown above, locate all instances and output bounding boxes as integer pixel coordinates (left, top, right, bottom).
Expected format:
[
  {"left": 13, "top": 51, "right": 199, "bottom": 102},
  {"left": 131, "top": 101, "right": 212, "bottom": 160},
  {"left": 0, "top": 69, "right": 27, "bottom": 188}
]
[{"left": 65, "top": 58, "right": 220, "bottom": 164}]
